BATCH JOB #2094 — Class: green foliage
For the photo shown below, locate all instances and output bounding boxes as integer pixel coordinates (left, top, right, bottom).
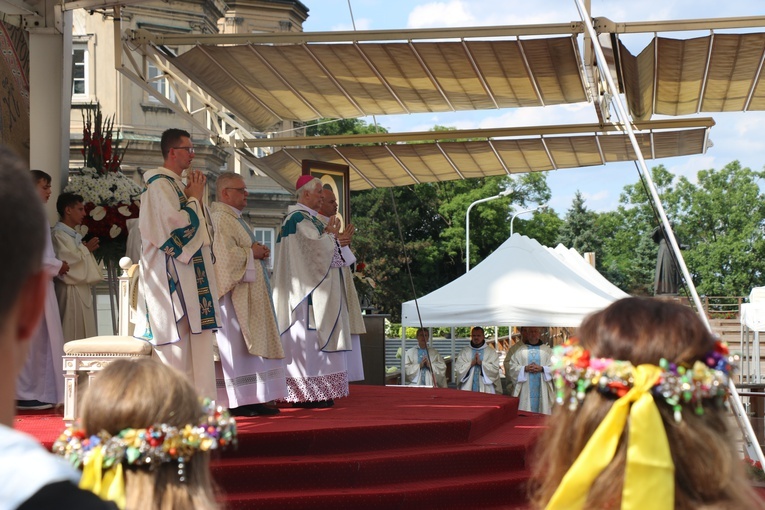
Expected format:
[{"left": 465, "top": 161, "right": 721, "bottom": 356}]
[
  {"left": 596, "top": 162, "right": 765, "bottom": 297},
  {"left": 512, "top": 208, "right": 565, "bottom": 247},
  {"left": 305, "top": 117, "right": 387, "bottom": 138},
  {"left": 556, "top": 190, "right": 600, "bottom": 254},
  {"left": 672, "top": 161, "right": 765, "bottom": 295},
  {"left": 349, "top": 173, "right": 550, "bottom": 320}
]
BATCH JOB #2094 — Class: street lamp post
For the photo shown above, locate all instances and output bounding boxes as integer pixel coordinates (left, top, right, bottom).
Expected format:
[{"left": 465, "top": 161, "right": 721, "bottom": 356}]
[
  {"left": 465, "top": 189, "right": 512, "bottom": 272},
  {"left": 510, "top": 204, "right": 548, "bottom": 237}
]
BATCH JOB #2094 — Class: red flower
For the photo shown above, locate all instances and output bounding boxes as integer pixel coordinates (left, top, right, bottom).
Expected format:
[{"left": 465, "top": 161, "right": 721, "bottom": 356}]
[
  {"left": 356, "top": 262, "right": 366, "bottom": 272},
  {"left": 574, "top": 349, "right": 591, "bottom": 369},
  {"left": 607, "top": 381, "right": 630, "bottom": 398}
]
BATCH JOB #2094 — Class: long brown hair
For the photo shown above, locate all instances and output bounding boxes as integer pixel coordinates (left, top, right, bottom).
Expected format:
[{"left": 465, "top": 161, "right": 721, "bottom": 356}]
[
  {"left": 79, "top": 358, "right": 219, "bottom": 510},
  {"left": 529, "top": 297, "right": 763, "bottom": 510}
]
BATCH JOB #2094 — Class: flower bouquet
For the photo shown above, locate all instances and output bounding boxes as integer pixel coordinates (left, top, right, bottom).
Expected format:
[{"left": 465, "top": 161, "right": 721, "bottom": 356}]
[{"left": 65, "top": 103, "right": 141, "bottom": 267}]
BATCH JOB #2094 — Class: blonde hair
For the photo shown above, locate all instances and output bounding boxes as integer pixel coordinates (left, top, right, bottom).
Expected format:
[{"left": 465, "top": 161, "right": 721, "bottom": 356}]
[
  {"left": 529, "top": 297, "right": 763, "bottom": 510},
  {"left": 79, "top": 358, "right": 219, "bottom": 510}
]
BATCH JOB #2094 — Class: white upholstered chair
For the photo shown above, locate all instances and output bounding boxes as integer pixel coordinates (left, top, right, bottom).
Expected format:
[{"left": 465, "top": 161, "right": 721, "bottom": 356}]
[{"left": 62, "top": 257, "right": 153, "bottom": 424}]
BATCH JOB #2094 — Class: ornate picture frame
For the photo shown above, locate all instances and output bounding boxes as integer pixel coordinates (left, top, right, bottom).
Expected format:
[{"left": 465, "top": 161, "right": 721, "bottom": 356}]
[{"left": 301, "top": 159, "right": 350, "bottom": 231}]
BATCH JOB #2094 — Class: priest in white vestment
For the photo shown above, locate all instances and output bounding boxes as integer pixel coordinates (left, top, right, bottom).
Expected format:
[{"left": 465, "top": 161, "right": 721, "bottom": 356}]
[
  {"left": 134, "top": 128, "right": 221, "bottom": 399},
  {"left": 210, "top": 172, "right": 286, "bottom": 417},
  {"left": 455, "top": 327, "right": 502, "bottom": 394},
  {"left": 51, "top": 193, "right": 102, "bottom": 342},
  {"left": 317, "top": 185, "right": 365, "bottom": 382},
  {"left": 272, "top": 175, "right": 350, "bottom": 408},
  {"left": 505, "top": 327, "right": 554, "bottom": 414},
  {"left": 404, "top": 328, "right": 447, "bottom": 388},
  {"left": 17, "top": 171, "right": 67, "bottom": 408}
]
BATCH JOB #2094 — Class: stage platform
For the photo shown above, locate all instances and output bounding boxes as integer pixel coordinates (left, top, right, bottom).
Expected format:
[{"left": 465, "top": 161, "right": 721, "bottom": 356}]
[{"left": 15, "top": 385, "right": 546, "bottom": 509}]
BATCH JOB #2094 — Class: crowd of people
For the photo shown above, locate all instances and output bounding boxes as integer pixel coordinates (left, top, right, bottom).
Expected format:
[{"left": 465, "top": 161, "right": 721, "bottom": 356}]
[
  {"left": 404, "top": 324, "right": 555, "bottom": 414},
  {"left": 6, "top": 128, "right": 762, "bottom": 508},
  {"left": 132, "top": 129, "right": 364, "bottom": 415}
]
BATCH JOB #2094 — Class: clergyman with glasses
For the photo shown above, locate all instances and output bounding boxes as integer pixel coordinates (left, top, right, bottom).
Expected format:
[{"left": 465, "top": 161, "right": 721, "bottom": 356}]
[
  {"left": 209, "top": 172, "right": 286, "bottom": 416},
  {"left": 134, "top": 128, "right": 221, "bottom": 399}
]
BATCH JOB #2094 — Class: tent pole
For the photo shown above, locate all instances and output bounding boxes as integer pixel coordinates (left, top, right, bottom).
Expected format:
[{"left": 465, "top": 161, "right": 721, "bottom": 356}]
[
  {"left": 400, "top": 326, "right": 406, "bottom": 386},
  {"left": 573, "top": 0, "right": 764, "bottom": 465}
]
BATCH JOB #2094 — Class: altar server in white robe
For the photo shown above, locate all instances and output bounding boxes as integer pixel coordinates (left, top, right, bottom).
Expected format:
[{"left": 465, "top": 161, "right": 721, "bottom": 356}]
[
  {"left": 404, "top": 328, "right": 447, "bottom": 388},
  {"left": 52, "top": 192, "right": 102, "bottom": 342},
  {"left": 455, "top": 326, "right": 502, "bottom": 394},
  {"left": 16, "top": 170, "right": 68, "bottom": 408},
  {"left": 272, "top": 175, "right": 350, "bottom": 408},
  {"left": 210, "top": 172, "right": 285, "bottom": 417},
  {"left": 134, "top": 128, "right": 221, "bottom": 399},
  {"left": 317, "top": 185, "right": 365, "bottom": 382},
  {"left": 505, "top": 326, "right": 554, "bottom": 414}
]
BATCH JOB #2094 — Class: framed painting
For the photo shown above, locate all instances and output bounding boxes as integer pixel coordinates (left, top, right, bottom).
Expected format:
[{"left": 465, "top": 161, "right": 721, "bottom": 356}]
[{"left": 302, "top": 159, "right": 350, "bottom": 231}]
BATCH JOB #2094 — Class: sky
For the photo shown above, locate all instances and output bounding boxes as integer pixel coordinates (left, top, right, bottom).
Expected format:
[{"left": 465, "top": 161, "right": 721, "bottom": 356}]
[{"left": 299, "top": 0, "right": 765, "bottom": 213}]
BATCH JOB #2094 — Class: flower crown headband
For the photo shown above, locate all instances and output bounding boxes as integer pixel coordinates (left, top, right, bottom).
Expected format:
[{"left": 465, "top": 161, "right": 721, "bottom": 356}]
[
  {"left": 544, "top": 338, "right": 735, "bottom": 510},
  {"left": 53, "top": 399, "right": 237, "bottom": 509},
  {"left": 551, "top": 338, "right": 733, "bottom": 421}
]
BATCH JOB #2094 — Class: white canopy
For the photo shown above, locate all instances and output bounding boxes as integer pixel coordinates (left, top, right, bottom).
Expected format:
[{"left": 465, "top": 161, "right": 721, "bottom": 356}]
[
  {"left": 547, "top": 244, "right": 627, "bottom": 301},
  {"left": 401, "top": 234, "right": 628, "bottom": 327}
]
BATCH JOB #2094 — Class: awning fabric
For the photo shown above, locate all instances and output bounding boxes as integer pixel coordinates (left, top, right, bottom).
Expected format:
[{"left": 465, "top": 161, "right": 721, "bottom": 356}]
[
  {"left": 171, "top": 36, "right": 588, "bottom": 131},
  {"left": 244, "top": 121, "right": 712, "bottom": 191},
  {"left": 619, "top": 33, "right": 765, "bottom": 121}
]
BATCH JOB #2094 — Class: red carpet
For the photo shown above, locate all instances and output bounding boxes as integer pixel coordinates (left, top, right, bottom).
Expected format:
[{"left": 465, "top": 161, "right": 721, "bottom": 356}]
[{"left": 15, "top": 386, "right": 546, "bottom": 509}]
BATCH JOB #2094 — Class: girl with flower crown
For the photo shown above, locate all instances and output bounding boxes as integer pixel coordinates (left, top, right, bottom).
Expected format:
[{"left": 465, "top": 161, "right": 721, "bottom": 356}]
[
  {"left": 530, "top": 297, "right": 764, "bottom": 510},
  {"left": 54, "top": 358, "right": 236, "bottom": 509}
]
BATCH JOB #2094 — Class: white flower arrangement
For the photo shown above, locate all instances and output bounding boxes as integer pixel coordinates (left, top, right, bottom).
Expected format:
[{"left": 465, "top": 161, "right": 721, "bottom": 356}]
[{"left": 66, "top": 167, "right": 143, "bottom": 206}]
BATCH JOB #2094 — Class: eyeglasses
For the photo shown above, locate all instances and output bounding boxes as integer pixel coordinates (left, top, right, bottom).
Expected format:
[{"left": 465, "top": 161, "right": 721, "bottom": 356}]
[
  {"left": 225, "top": 187, "right": 248, "bottom": 193},
  {"left": 173, "top": 146, "right": 195, "bottom": 154}
]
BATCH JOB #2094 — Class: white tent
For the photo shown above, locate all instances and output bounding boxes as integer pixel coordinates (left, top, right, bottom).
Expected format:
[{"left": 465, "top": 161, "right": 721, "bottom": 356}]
[
  {"left": 401, "top": 234, "right": 628, "bottom": 327},
  {"left": 547, "top": 244, "right": 627, "bottom": 301}
]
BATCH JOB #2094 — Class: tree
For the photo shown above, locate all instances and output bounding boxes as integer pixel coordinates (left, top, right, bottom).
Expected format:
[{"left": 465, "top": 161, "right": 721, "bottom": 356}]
[
  {"left": 596, "top": 165, "right": 678, "bottom": 295},
  {"left": 557, "top": 191, "right": 600, "bottom": 254},
  {"left": 305, "top": 117, "right": 387, "bottom": 137},
  {"left": 512, "top": 207, "right": 565, "bottom": 247},
  {"left": 349, "top": 173, "right": 551, "bottom": 319},
  {"left": 672, "top": 161, "right": 765, "bottom": 296}
]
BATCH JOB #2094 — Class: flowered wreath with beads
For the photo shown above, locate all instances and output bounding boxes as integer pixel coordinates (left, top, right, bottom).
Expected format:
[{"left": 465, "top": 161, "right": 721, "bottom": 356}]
[
  {"left": 52, "top": 399, "right": 236, "bottom": 508},
  {"left": 551, "top": 339, "right": 734, "bottom": 421}
]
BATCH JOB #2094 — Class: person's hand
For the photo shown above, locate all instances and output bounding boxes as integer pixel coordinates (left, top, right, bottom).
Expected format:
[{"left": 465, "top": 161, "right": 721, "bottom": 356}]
[
  {"left": 325, "top": 216, "right": 341, "bottom": 236},
  {"left": 421, "top": 358, "right": 430, "bottom": 368},
  {"left": 252, "top": 243, "right": 269, "bottom": 260},
  {"left": 473, "top": 353, "right": 482, "bottom": 366},
  {"left": 184, "top": 169, "right": 206, "bottom": 201},
  {"left": 84, "top": 237, "right": 99, "bottom": 252},
  {"left": 58, "top": 260, "right": 70, "bottom": 276},
  {"left": 338, "top": 224, "right": 355, "bottom": 247},
  {"left": 526, "top": 363, "right": 542, "bottom": 374}
]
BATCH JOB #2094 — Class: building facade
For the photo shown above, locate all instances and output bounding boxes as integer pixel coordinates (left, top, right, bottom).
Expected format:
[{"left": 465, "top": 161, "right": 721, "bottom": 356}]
[{"left": 69, "top": 0, "right": 309, "bottom": 260}]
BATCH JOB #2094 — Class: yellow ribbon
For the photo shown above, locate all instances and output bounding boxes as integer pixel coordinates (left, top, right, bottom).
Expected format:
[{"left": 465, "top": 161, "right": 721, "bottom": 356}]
[
  {"left": 79, "top": 445, "right": 127, "bottom": 510},
  {"left": 545, "top": 364, "right": 674, "bottom": 510}
]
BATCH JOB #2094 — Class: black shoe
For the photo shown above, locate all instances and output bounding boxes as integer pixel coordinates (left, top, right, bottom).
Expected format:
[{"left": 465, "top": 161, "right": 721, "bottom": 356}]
[
  {"left": 292, "top": 401, "right": 323, "bottom": 409},
  {"left": 249, "top": 403, "right": 280, "bottom": 416},
  {"left": 17, "top": 400, "right": 53, "bottom": 410},
  {"left": 229, "top": 406, "right": 258, "bottom": 417},
  {"left": 325, "top": 399, "right": 335, "bottom": 407}
]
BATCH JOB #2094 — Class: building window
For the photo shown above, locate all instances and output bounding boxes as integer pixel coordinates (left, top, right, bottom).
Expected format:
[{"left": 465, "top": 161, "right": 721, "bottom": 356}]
[
  {"left": 72, "top": 44, "right": 88, "bottom": 99},
  {"left": 147, "top": 60, "right": 176, "bottom": 104},
  {"left": 254, "top": 227, "right": 274, "bottom": 268}
]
